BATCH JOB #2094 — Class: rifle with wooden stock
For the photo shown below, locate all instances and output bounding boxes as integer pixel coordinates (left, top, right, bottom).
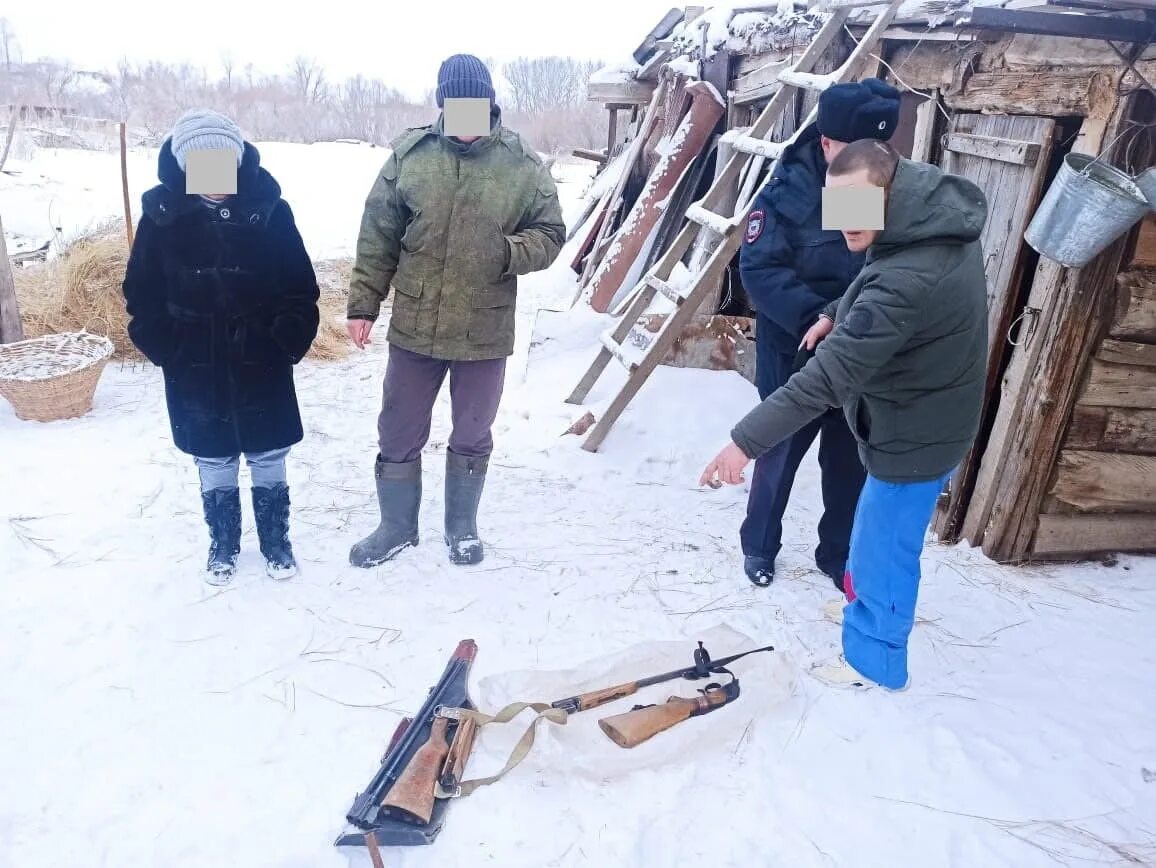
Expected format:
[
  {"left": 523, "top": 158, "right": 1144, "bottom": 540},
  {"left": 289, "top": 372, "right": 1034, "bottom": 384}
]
[{"left": 335, "top": 639, "right": 773, "bottom": 857}]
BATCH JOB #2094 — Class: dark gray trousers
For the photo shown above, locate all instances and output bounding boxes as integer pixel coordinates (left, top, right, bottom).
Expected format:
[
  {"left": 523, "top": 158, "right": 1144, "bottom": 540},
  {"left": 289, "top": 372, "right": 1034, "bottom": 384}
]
[{"left": 377, "top": 344, "right": 506, "bottom": 463}]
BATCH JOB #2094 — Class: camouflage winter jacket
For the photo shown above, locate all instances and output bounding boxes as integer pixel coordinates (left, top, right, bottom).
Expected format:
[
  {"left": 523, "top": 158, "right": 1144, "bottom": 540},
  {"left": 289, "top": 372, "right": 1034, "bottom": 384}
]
[{"left": 347, "top": 109, "right": 566, "bottom": 360}]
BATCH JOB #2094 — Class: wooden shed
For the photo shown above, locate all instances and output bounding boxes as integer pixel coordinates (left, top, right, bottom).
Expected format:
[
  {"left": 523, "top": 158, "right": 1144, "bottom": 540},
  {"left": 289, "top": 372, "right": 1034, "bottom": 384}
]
[{"left": 573, "top": 0, "right": 1156, "bottom": 563}]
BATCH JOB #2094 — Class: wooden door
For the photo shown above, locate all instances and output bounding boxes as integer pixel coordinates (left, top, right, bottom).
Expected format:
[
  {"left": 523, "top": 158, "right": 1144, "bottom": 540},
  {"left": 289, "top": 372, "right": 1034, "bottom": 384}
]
[{"left": 932, "top": 113, "right": 1057, "bottom": 542}]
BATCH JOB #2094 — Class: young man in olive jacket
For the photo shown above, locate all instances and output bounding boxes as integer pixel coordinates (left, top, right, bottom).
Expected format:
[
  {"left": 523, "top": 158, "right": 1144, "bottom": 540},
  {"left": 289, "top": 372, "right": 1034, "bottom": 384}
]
[
  {"left": 346, "top": 54, "right": 566, "bottom": 569},
  {"left": 702, "top": 140, "right": 989, "bottom": 690}
]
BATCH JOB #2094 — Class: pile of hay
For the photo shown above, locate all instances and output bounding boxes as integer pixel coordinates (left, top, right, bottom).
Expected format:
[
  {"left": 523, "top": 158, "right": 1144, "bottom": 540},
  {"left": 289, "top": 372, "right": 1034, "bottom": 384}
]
[{"left": 15, "top": 226, "right": 353, "bottom": 363}]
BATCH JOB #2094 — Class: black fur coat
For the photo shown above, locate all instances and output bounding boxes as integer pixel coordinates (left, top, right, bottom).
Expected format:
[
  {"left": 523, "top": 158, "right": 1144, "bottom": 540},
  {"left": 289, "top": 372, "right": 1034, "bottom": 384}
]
[{"left": 122, "top": 139, "right": 320, "bottom": 457}]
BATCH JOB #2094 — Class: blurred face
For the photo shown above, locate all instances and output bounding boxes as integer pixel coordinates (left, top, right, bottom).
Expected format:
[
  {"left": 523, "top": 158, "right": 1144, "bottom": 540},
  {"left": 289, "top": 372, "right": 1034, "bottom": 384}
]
[
  {"left": 820, "top": 135, "right": 848, "bottom": 164},
  {"left": 825, "top": 167, "right": 882, "bottom": 252}
]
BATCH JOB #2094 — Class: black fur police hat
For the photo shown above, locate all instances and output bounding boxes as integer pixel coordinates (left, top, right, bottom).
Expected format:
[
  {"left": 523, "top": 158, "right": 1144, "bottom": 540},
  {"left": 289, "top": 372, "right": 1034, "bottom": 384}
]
[{"left": 817, "top": 78, "right": 901, "bottom": 144}]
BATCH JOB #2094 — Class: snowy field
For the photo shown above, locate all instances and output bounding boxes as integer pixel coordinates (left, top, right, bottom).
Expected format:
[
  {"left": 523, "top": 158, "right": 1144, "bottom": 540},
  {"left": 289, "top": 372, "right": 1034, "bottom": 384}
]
[{"left": 2, "top": 143, "right": 1156, "bottom": 868}]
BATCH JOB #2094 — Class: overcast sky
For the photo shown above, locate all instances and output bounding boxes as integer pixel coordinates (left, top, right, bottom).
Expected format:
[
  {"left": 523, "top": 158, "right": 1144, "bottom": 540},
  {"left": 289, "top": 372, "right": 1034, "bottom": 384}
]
[{"left": 3, "top": 0, "right": 677, "bottom": 100}]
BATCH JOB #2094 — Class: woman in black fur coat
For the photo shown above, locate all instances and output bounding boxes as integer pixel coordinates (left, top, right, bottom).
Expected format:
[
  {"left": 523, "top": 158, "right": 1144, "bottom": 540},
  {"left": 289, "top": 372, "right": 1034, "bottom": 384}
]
[{"left": 122, "top": 109, "right": 320, "bottom": 585}]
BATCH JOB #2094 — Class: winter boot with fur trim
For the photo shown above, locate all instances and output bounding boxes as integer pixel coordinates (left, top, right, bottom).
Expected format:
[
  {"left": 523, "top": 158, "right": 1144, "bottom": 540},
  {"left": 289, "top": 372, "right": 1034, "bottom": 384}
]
[
  {"left": 202, "top": 487, "right": 242, "bottom": 586},
  {"left": 252, "top": 483, "right": 297, "bottom": 580}
]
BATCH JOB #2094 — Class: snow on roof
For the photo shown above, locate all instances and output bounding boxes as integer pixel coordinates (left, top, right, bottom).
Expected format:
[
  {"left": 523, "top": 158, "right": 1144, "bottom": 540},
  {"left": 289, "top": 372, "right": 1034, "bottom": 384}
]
[
  {"left": 589, "top": 60, "right": 642, "bottom": 85},
  {"left": 673, "top": 4, "right": 825, "bottom": 60},
  {"left": 847, "top": 0, "right": 1010, "bottom": 28}
]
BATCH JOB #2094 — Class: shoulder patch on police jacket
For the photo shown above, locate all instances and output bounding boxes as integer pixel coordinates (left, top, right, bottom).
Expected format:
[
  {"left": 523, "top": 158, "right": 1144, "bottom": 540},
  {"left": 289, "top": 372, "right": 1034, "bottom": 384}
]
[{"left": 745, "top": 210, "right": 766, "bottom": 244}]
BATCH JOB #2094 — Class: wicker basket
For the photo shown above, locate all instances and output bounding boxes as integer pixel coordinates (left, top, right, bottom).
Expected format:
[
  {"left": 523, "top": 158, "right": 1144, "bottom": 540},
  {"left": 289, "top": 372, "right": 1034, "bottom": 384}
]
[{"left": 0, "top": 332, "right": 115, "bottom": 422}]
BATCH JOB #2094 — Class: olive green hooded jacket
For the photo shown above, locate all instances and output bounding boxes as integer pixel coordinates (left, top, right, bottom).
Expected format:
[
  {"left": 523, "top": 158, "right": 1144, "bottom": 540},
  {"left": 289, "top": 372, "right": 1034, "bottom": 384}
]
[{"left": 348, "top": 110, "right": 566, "bottom": 361}]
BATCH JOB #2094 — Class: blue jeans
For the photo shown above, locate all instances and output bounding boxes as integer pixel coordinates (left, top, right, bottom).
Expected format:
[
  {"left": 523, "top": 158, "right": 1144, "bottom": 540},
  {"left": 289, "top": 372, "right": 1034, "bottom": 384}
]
[
  {"left": 194, "top": 447, "right": 291, "bottom": 492},
  {"left": 841, "top": 472, "right": 951, "bottom": 689}
]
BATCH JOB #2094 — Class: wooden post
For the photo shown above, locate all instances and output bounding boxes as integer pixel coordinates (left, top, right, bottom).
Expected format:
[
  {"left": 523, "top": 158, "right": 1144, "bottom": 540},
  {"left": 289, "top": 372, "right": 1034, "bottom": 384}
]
[
  {"left": 120, "top": 122, "right": 134, "bottom": 249},
  {"left": 0, "top": 104, "right": 19, "bottom": 174},
  {"left": 0, "top": 213, "right": 26, "bottom": 344},
  {"left": 607, "top": 106, "right": 618, "bottom": 156}
]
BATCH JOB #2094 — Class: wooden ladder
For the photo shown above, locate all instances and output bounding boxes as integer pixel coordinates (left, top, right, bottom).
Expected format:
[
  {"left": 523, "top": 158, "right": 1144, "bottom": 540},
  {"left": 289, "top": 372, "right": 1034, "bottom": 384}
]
[{"left": 565, "top": 0, "right": 902, "bottom": 452}]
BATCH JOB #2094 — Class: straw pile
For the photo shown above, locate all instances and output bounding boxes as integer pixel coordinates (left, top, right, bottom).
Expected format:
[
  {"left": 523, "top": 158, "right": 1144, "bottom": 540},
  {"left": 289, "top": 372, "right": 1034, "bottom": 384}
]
[{"left": 14, "top": 226, "right": 354, "bottom": 363}]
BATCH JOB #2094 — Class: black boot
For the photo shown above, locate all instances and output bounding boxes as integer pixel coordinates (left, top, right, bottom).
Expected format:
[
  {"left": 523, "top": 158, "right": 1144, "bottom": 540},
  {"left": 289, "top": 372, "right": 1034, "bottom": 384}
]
[
  {"left": 349, "top": 456, "right": 422, "bottom": 568},
  {"left": 744, "top": 556, "right": 774, "bottom": 588},
  {"left": 445, "top": 452, "right": 488, "bottom": 566},
  {"left": 252, "top": 483, "right": 297, "bottom": 580},
  {"left": 202, "top": 487, "right": 241, "bottom": 586}
]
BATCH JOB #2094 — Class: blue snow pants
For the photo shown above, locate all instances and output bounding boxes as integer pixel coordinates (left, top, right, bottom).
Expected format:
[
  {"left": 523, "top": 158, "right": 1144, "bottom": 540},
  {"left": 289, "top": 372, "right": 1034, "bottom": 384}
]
[{"left": 841, "top": 473, "right": 951, "bottom": 689}]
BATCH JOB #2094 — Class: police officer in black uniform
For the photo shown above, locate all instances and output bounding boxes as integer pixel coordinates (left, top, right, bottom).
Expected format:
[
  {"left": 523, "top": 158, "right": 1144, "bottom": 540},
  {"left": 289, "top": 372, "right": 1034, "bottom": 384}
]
[{"left": 737, "top": 78, "right": 902, "bottom": 589}]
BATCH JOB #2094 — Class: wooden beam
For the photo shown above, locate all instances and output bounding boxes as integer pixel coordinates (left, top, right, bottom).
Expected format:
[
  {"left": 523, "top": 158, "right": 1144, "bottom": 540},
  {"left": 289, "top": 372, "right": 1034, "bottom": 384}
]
[
  {"left": 573, "top": 148, "right": 608, "bottom": 163},
  {"left": 1112, "top": 270, "right": 1156, "bottom": 341},
  {"left": 1096, "top": 339, "right": 1156, "bottom": 367},
  {"left": 1079, "top": 359, "right": 1156, "bottom": 409},
  {"left": 1049, "top": 450, "right": 1156, "bottom": 513},
  {"left": 588, "top": 80, "right": 656, "bottom": 106},
  {"left": 910, "top": 92, "right": 940, "bottom": 163},
  {"left": 946, "top": 70, "right": 1118, "bottom": 116},
  {"left": 962, "top": 6, "right": 1156, "bottom": 44},
  {"left": 633, "top": 7, "right": 686, "bottom": 65},
  {"left": 0, "top": 212, "right": 25, "bottom": 344},
  {"left": 1065, "top": 405, "right": 1156, "bottom": 453},
  {"left": 1033, "top": 513, "right": 1156, "bottom": 557},
  {"left": 1130, "top": 214, "right": 1156, "bottom": 269},
  {"left": 942, "top": 132, "right": 1041, "bottom": 166}
]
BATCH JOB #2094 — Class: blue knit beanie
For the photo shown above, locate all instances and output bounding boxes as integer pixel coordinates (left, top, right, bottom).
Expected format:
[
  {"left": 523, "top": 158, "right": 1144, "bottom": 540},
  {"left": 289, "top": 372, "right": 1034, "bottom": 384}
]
[
  {"left": 817, "top": 78, "right": 901, "bottom": 144},
  {"left": 170, "top": 108, "right": 244, "bottom": 171},
  {"left": 436, "top": 54, "right": 495, "bottom": 108}
]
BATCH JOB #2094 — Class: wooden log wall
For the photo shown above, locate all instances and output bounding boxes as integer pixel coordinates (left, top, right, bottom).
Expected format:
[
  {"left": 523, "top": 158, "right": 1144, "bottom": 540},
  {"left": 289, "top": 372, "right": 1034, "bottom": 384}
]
[{"left": 1035, "top": 269, "right": 1156, "bottom": 558}]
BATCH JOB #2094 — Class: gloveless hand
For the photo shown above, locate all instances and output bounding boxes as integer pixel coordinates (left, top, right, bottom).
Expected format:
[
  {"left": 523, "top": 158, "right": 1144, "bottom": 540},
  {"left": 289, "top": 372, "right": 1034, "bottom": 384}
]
[
  {"left": 347, "top": 318, "right": 374, "bottom": 350},
  {"left": 700, "top": 442, "right": 752, "bottom": 488}
]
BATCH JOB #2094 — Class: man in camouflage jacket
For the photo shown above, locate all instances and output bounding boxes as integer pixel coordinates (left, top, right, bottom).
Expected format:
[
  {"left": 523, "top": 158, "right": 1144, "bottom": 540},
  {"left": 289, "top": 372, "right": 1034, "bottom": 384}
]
[{"left": 347, "top": 54, "right": 565, "bottom": 569}]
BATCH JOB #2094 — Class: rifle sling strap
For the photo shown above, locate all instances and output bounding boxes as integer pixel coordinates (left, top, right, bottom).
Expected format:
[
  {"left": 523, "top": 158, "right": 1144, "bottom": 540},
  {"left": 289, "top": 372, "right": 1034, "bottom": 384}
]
[{"left": 437, "top": 701, "right": 568, "bottom": 797}]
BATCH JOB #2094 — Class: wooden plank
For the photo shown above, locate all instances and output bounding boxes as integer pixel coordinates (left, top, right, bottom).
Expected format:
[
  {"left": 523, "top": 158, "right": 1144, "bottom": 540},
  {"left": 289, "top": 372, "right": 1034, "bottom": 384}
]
[
  {"left": 1048, "top": 451, "right": 1156, "bottom": 513},
  {"left": 0, "top": 213, "right": 26, "bottom": 343},
  {"left": 1065, "top": 405, "right": 1156, "bottom": 453},
  {"left": 1112, "top": 271, "right": 1156, "bottom": 341},
  {"left": 948, "top": 70, "right": 1117, "bottom": 116},
  {"left": 910, "top": 92, "right": 940, "bottom": 163},
  {"left": 573, "top": 148, "right": 608, "bottom": 163},
  {"left": 1033, "top": 513, "right": 1156, "bottom": 557},
  {"left": 1096, "top": 339, "right": 1156, "bottom": 367},
  {"left": 1080, "top": 359, "right": 1156, "bottom": 409},
  {"left": 1129, "top": 214, "right": 1156, "bottom": 268},
  {"left": 733, "top": 58, "right": 792, "bottom": 105},
  {"left": 588, "top": 80, "right": 656, "bottom": 105},
  {"left": 633, "top": 7, "right": 686, "bottom": 65},
  {"left": 933, "top": 113, "right": 1056, "bottom": 543},
  {"left": 962, "top": 6, "right": 1156, "bottom": 44},
  {"left": 961, "top": 101, "right": 1123, "bottom": 558},
  {"left": 638, "top": 48, "right": 673, "bottom": 82},
  {"left": 942, "top": 132, "right": 1041, "bottom": 166}
]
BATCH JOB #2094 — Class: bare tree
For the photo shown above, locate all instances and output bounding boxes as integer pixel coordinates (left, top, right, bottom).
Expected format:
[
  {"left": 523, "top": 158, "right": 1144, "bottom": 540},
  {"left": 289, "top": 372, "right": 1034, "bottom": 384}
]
[
  {"left": 292, "top": 56, "right": 327, "bottom": 105},
  {"left": 503, "top": 57, "right": 600, "bottom": 115},
  {"left": 0, "top": 18, "right": 18, "bottom": 72}
]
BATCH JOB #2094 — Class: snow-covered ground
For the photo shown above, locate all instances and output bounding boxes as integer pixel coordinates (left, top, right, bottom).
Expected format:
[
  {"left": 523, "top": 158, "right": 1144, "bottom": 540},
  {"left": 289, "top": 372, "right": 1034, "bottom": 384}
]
[{"left": 2, "top": 144, "right": 1155, "bottom": 868}]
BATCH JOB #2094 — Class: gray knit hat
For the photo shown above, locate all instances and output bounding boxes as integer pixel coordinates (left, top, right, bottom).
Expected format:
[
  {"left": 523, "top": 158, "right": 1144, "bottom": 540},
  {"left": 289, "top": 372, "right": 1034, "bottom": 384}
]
[{"left": 170, "top": 109, "right": 245, "bottom": 171}]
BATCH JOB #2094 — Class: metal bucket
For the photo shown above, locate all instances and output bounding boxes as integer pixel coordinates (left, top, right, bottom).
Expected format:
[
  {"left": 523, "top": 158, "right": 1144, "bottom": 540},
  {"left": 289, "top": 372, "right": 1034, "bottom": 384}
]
[
  {"left": 1024, "top": 153, "right": 1149, "bottom": 268},
  {"left": 1136, "top": 167, "right": 1156, "bottom": 213}
]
